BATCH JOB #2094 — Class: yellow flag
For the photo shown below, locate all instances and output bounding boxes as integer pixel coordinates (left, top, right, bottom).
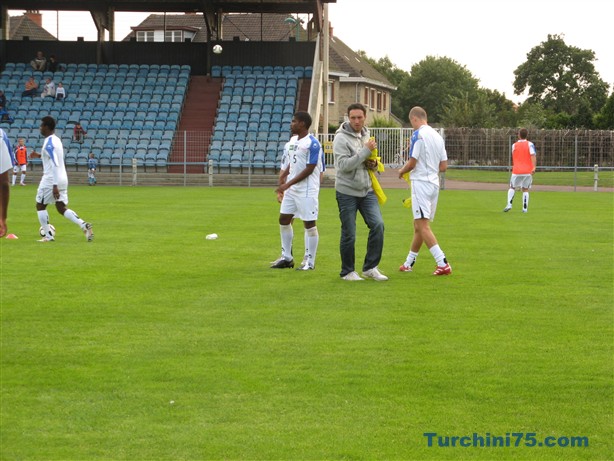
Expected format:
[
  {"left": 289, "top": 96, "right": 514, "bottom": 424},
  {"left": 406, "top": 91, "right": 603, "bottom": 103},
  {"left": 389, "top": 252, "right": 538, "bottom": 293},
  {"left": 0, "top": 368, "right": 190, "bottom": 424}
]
[{"left": 369, "top": 137, "right": 387, "bottom": 205}]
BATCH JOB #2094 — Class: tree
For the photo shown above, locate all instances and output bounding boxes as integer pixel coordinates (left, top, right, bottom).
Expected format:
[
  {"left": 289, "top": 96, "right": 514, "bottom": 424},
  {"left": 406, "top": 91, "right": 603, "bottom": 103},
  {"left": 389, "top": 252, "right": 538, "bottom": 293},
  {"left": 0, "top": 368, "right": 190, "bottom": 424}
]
[
  {"left": 513, "top": 34, "right": 609, "bottom": 125},
  {"left": 593, "top": 92, "right": 614, "bottom": 129},
  {"left": 404, "top": 56, "right": 479, "bottom": 123},
  {"left": 441, "top": 91, "right": 497, "bottom": 128}
]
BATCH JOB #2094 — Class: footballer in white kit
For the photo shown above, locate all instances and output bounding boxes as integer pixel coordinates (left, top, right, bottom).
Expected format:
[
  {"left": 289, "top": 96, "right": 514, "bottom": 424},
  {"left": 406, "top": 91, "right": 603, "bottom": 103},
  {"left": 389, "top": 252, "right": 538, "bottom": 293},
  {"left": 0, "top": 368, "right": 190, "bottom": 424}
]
[
  {"left": 30, "top": 116, "right": 94, "bottom": 242},
  {"left": 271, "top": 111, "right": 324, "bottom": 270},
  {"left": 1, "top": 128, "right": 16, "bottom": 237}
]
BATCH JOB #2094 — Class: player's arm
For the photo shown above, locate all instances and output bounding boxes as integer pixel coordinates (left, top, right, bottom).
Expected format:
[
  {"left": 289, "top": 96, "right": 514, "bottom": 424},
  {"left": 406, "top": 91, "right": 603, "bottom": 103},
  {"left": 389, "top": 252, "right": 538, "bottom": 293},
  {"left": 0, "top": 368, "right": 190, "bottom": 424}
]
[
  {"left": 531, "top": 154, "right": 537, "bottom": 174},
  {"left": 29, "top": 150, "right": 41, "bottom": 158},
  {"left": 398, "top": 157, "right": 417, "bottom": 179},
  {"left": 439, "top": 160, "right": 448, "bottom": 173},
  {"left": 277, "top": 166, "right": 290, "bottom": 202},
  {"left": 276, "top": 163, "right": 316, "bottom": 194}
]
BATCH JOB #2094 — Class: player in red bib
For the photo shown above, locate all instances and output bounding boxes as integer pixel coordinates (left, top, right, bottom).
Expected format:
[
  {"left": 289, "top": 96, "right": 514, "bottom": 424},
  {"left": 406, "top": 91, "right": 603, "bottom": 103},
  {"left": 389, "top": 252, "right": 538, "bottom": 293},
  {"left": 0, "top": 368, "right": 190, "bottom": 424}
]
[{"left": 504, "top": 128, "right": 536, "bottom": 213}]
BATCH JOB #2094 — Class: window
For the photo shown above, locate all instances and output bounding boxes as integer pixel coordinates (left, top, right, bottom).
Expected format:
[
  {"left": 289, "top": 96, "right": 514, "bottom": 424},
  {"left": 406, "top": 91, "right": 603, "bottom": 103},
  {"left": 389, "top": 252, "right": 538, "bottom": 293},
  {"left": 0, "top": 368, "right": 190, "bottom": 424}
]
[
  {"left": 377, "top": 92, "right": 382, "bottom": 111},
  {"left": 383, "top": 92, "right": 387, "bottom": 112},
  {"left": 370, "top": 89, "right": 376, "bottom": 110},
  {"left": 136, "top": 31, "right": 154, "bottom": 42},
  {"left": 327, "top": 80, "right": 335, "bottom": 103},
  {"left": 364, "top": 87, "right": 369, "bottom": 106},
  {"left": 164, "top": 30, "right": 184, "bottom": 42}
]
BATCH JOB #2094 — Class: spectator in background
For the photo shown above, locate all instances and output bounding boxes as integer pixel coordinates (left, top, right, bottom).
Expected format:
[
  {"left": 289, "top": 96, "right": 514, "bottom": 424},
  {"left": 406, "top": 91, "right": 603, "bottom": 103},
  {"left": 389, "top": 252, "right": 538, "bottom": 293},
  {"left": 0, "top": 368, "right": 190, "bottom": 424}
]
[
  {"left": 40, "top": 77, "right": 56, "bottom": 98},
  {"left": 30, "top": 51, "right": 47, "bottom": 71},
  {"left": 73, "top": 122, "right": 87, "bottom": 144},
  {"left": 0, "top": 90, "right": 10, "bottom": 122},
  {"left": 55, "top": 82, "right": 66, "bottom": 101},
  {"left": 22, "top": 77, "right": 39, "bottom": 97},
  {"left": 47, "top": 55, "right": 60, "bottom": 72}
]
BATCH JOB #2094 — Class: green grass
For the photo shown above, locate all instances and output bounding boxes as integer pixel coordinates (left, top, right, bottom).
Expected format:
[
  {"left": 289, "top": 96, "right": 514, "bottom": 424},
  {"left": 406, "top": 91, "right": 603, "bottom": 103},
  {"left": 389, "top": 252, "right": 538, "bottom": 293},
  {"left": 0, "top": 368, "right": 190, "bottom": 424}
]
[
  {"left": 445, "top": 168, "right": 614, "bottom": 188},
  {"left": 1, "top": 185, "right": 612, "bottom": 460}
]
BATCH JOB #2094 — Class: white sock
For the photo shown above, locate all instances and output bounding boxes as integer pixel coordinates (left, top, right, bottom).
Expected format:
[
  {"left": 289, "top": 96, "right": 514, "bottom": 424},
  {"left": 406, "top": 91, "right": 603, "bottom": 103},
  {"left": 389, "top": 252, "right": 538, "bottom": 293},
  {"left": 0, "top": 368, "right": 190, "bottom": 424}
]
[
  {"left": 523, "top": 192, "right": 529, "bottom": 211},
  {"left": 64, "top": 209, "right": 86, "bottom": 229},
  {"left": 20, "top": 174, "right": 26, "bottom": 184},
  {"left": 429, "top": 244, "right": 447, "bottom": 267},
  {"left": 305, "top": 227, "right": 319, "bottom": 267},
  {"left": 507, "top": 189, "right": 515, "bottom": 207},
  {"left": 12, "top": 174, "right": 16, "bottom": 185},
  {"left": 405, "top": 251, "right": 419, "bottom": 268},
  {"left": 280, "top": 224, "right": 293, "bottom": 260},
  {"left": 37, "top": 210, "right": 51, "bottom": 237}
]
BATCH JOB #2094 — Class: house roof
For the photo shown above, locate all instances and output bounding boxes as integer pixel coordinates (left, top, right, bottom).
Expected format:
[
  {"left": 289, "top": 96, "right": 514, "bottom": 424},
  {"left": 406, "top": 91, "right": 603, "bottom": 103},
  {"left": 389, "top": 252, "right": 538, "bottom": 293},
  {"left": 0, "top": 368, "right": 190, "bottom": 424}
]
[
  {"left": 8, "top": 15, "right": 57, "bottom": 41},
  {"left": 124, "top": 13, "right": 297, "bottom": 42}
]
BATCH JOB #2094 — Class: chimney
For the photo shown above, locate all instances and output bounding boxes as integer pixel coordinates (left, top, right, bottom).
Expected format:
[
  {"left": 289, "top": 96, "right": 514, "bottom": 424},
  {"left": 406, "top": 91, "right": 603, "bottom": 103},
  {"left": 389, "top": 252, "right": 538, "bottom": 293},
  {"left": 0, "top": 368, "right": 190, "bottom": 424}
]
[
  {"left": 25, "top": 10, "right": 43, "bottom": 27},
  {"left": 329, "top": 23, "right": 333, "bottom": 38}
]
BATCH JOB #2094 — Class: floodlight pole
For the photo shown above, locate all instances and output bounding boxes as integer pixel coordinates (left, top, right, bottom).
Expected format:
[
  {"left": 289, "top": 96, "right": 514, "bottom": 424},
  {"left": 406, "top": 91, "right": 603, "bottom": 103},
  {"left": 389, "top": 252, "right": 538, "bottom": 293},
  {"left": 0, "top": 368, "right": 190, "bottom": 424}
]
[{"left": 322, "top": 3, "right": 329, "bottom": 135}]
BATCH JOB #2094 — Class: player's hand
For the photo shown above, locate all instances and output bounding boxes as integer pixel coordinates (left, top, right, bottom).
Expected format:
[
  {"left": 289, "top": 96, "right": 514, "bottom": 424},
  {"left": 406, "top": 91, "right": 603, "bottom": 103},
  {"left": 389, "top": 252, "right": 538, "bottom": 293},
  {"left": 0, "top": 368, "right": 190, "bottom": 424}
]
[
  {"left": 52, "top": 185, "right": 60, "bottom": 199},
  {"left": 365, "top": 159, "right": 378, "bottom": 171},
  {"left": 365, "top": 139, "right": 377, "bottom": 151},
  {"left": 276, "top": 191, "right": 284, "bottom": 203},
  {"left": 30, "top": 151, "right": 40, "bottom": 159}
]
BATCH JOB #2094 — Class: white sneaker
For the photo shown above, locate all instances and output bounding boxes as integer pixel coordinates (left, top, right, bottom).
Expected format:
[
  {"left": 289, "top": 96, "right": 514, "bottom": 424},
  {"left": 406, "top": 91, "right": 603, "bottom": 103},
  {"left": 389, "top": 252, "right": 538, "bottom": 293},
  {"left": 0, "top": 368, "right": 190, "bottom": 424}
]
[
  {"left": 84, "top": 223, "right": 94, "bottom": 242},
  {"left": 362, "top": 267, "right": 389, "bottom": 281},
  {"left": 503, "top": 206, "right": 512, "bottom": 212},
  {"left": 37, "top": 237, "right": 55, "bottom": 242},
  {"left": 342, "top": 271, "right": 364, "bottom": 281}
]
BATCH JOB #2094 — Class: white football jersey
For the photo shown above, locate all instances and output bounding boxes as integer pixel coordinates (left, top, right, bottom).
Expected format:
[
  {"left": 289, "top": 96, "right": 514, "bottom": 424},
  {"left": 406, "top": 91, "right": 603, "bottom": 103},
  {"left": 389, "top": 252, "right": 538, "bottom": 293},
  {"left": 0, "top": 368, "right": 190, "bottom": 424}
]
[
  {"left": 0, "top": 129, "right": 15, "bottom": 174},
  {"left": 409, "top": 124, "right": 447, "bottom": 186},
  {"left": 287, "top": 134, "right": 323, "bottom": 197},
  {"left": 40, "top": 134, "right": 68, "bottom": 188}
]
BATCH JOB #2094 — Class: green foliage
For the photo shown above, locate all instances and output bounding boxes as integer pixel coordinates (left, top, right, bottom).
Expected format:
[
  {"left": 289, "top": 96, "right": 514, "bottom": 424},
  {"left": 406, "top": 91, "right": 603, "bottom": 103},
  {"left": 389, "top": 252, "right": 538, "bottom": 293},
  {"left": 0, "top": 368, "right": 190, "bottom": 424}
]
[
  {"left": 406, "top": 56, "right": 479, "bottom": 123},
  {"left": 1, "top": 186, "right": 613, "bottom": 459},
  {"left": 593, "top": 92, "right": 614, "bottom": 129},
  {"left": 369, "top": 115, "right": 399, "bottom": 128},
  {"left": 513, "top": 34, "right": 609, "bottom": 127}
]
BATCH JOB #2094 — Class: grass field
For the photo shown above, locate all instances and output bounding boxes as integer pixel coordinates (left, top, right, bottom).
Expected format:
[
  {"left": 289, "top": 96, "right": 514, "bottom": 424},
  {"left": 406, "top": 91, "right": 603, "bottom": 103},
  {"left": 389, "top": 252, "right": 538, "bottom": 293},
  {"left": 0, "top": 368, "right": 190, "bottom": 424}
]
[
  {"left": 1, "top": 185, "right": 612, "bottom": 460},
  {"left": 444, "top": 168, "right": 614, "bottom": 188}
]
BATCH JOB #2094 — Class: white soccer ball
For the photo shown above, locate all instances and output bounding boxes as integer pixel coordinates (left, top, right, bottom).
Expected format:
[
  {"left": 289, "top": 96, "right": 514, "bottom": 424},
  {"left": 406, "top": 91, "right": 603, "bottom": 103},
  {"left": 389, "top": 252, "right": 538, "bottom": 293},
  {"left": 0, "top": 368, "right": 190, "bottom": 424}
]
[
  {"left": 213, "top": 44, "right": 223, "bottom": 54},
  {"left": 40, "top": 224, "right": 56, "bottom": 238}
]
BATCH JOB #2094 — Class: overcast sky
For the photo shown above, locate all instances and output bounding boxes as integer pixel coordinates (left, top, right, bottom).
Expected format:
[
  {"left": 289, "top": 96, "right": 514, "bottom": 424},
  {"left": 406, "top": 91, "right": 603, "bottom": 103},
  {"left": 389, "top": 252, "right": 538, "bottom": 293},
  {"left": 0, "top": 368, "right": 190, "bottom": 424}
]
[{"left": 9, "top": 0, "right": 613, "bottom": 103}]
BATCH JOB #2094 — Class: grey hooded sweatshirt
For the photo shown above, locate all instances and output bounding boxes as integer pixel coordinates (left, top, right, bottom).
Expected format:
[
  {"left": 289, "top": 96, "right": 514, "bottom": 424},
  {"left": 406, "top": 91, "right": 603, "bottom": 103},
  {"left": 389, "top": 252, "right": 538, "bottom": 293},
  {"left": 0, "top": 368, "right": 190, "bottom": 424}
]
[{"left": 333, "top": 122, "right": 374, "bottom": 197}]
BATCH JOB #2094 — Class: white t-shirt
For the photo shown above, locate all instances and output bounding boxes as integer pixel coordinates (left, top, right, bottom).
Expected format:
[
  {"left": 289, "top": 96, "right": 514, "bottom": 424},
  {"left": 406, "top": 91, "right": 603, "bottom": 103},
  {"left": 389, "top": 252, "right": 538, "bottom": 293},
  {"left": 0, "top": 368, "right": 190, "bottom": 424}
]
[
  {"left": 0, "top": 129, "right": 15, "bottom": 174},
  {"left": 40, "top": 134, "right": 68, "bottom": 188},
  {"left": 287, "top": 134, "right": 323, "bottom": 197},
  {"left": 409, "top": 124, "right": 447, "bottom": 186}
]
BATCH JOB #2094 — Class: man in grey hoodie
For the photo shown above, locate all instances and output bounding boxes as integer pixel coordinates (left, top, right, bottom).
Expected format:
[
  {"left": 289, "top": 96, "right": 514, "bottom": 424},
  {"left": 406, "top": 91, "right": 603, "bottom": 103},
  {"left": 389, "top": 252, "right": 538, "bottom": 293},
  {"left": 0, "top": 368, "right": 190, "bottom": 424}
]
[{"left": 333, "top": 103, "right": 388, "bottom": 281}]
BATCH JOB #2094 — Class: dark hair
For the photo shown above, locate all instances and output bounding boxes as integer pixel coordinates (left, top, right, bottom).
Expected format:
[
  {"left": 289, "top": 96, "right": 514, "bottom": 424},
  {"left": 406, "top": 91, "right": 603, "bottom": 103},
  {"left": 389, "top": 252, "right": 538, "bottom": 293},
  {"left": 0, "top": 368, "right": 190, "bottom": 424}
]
[
  {"left": 293, "top": 111, "right": 312, "bottom": 129},
  {"left": 347, "top": 103, "right": 367, "bottom": 115},
  {"left": 518, "top": 128, "right": 528, "bottom": 139},
  {"left": 41, "top": 116, "right": 56, "bottom": 131}
]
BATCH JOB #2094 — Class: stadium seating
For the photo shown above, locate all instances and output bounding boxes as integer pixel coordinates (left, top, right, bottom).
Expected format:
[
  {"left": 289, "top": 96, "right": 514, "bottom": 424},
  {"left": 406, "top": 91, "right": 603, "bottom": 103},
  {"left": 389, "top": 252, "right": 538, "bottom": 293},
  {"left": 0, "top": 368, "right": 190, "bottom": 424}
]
[
  {"left": 206, "top": 65, "right": 308, "bottom": 172},
  {"left": 0, "top": 63, "right": 190, "bottom": 169}
]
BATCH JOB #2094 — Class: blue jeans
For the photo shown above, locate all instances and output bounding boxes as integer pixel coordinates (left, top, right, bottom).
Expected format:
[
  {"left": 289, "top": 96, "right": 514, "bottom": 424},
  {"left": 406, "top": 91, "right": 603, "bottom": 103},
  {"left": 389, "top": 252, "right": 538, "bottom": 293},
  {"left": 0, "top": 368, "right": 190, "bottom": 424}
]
[{"left": 336, "top": 190, "right": 385, "bottom": 277}]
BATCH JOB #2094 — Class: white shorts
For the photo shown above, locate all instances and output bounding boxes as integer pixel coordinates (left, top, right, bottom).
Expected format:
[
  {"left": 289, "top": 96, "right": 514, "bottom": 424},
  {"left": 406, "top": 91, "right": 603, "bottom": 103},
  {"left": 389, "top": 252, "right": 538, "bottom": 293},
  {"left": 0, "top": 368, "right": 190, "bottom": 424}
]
[
  {"left": 280, "top": 191, "right": 319, "bottom": 221},
  {"left": 36, "top": 184, "right": 69, "bottom": 205},
  {"left": 510, "top": 174, "right": 533, "bottom": 189},
  {"left": 411, "top": 181, "right": 439, "bottom": 221},
  {"left": 13, "top": 164, "right": 26, "bottom": 173}
]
